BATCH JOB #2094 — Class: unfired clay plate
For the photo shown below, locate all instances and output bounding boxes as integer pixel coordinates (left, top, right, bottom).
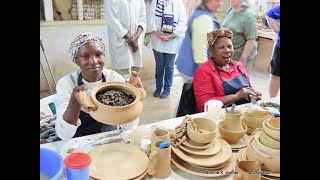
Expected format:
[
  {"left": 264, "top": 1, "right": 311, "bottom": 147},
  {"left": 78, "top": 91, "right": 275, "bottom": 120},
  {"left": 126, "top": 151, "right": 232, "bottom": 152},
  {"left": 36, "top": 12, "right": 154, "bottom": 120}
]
[
  {"left": 218, "top": 132, "right": 250, "bottom": 149},
  {"left": 171, "top": 151, "right": 237, "bottom": 178},
  {"left": 179, "top": 138, "right": 221, "bottom": 156},
  {"left": 132, "top": 169, "right": 148, "bottom": 180},
  {"left": 172, "top": 138, "right": 232, "bottom": 167},
  {"left": 182, "top": 137, "right": 212, "bottom": 150},
  {"left": 89, "top": 143, "right": 148, "bottom": 180}
]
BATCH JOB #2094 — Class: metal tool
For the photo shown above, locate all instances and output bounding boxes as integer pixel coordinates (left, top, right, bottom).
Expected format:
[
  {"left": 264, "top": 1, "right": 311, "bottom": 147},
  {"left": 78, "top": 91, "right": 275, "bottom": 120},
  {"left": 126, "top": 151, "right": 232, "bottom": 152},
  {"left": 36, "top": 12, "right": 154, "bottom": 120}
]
[
  {"left": 231, "top": 103, "right": 236, "bottom": 112},
  {"left": 40, "top": 38, "right": 57, "bottom": 94},
  {"left": 250, "top": 96, "right": 257, "bottom": 105}
]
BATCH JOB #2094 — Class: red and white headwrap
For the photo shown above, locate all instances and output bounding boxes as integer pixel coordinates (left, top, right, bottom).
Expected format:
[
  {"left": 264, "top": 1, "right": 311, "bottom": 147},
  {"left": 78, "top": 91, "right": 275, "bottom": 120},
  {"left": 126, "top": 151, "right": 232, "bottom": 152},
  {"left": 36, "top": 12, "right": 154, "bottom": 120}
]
[{"left": 69, "top": 32, "right": 105, "bottom": 63}]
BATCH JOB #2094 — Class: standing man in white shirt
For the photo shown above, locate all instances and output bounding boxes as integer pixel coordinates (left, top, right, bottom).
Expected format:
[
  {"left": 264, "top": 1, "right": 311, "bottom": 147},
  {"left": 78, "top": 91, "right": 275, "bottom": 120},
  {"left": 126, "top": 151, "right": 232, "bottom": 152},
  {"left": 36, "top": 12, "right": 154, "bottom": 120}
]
[
  {"left": 105, "top": 0, "right": 147, "bottom": 81},
  {"left": 147, "top": 0, "right": 187, "bottom": 98},
  {"left": 54, "top": 33, "right": 144, "bottom": 141}
]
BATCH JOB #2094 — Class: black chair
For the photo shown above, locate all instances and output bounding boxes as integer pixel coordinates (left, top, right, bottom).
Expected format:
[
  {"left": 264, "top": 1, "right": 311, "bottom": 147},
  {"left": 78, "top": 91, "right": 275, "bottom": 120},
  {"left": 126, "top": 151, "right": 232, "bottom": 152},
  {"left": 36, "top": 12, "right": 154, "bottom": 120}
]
[{"left": 176, "top": 79, "right": 198, "bottom": 117}]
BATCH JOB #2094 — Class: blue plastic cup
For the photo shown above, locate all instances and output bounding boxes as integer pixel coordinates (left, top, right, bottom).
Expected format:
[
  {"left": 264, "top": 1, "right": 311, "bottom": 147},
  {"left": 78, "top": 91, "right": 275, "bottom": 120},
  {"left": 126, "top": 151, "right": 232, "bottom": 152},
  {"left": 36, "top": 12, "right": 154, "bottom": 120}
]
[{"left": 64, "top": 152, "right": 92, "bottom": 180}]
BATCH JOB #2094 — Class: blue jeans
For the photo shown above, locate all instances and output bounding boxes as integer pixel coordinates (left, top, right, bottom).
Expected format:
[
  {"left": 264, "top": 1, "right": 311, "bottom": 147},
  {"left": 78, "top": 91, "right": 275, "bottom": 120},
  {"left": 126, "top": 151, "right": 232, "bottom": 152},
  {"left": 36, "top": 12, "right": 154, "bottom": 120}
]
[{"left": 153, "top": 49, "right": 176, "bottom": 91}]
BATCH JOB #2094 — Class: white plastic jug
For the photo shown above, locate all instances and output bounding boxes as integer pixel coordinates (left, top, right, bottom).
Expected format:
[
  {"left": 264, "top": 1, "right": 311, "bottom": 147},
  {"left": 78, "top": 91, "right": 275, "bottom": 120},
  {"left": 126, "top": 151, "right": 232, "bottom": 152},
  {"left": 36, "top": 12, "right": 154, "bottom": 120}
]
[{"left": 204, "top": 100, "right": 223, "bottom": 121}]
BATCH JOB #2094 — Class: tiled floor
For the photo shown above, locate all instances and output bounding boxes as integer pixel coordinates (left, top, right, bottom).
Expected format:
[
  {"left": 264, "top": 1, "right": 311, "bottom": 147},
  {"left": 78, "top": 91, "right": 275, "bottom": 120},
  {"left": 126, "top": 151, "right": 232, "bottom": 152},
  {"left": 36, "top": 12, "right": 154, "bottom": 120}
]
[{"left": 40, "top": 67, "right": 279, "bottom": 125}]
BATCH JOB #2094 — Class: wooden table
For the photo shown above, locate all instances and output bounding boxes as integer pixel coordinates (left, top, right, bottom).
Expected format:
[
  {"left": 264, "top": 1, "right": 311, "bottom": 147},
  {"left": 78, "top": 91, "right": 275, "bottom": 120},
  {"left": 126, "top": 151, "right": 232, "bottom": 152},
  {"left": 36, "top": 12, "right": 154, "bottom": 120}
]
[{"left": 41, "top": 97, "right": 280, "bottom": 180}]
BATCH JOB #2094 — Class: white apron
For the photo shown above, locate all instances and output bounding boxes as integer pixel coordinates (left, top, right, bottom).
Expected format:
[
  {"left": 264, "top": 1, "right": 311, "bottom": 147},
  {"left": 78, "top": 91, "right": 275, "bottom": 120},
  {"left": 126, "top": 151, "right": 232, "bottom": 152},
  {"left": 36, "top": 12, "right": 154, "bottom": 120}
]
[{"left": 105, "top": 0, "right": 146, "bottom": 70}]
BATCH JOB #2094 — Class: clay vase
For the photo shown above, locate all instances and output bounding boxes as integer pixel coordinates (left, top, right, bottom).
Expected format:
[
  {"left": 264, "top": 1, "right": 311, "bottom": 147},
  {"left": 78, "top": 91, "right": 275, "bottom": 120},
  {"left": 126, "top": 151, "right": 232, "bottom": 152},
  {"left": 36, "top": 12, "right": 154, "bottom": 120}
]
[
  {"left": 151, "top": 129, "right": 170, "bottom": 144},
  {"left": 147, "top": 141, "right": 171, "bottom": 178},
  {"left": 223, "top": 110, "right": 244, "bottom": 132},
  {"left": 233, "top": 161, "right": 261, "bottom": 180},
  {"left": 77, "top": 82, "right": 146, "bottom": 125}
]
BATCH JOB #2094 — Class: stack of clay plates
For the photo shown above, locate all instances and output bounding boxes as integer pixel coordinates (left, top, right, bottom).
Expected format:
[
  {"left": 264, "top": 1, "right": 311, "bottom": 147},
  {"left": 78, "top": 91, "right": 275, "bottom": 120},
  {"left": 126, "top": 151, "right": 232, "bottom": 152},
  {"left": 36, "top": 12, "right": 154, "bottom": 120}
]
[
  {"left": 171, "top": 137, "right": 235, "bottom": 177},
  {"left": 88, "top": 143, "right": 149, "bottom": 180}
]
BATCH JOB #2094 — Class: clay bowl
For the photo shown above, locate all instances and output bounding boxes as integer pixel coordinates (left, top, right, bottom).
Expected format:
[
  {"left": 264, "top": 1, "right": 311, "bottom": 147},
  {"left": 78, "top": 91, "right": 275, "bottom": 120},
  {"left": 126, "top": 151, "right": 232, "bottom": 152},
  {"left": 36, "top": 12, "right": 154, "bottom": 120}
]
[
  {"left": 263, "top": 120, "right": 280, "bottom": 141},
  {"left": 218, "top": 122, "right": 247, "bottom": 144},
  {"left": 242, "top": 118, "right": 263, "bottom": 129},
  {"left": 243, "top": 113, "right": 272, "bottom": 125},
  {"left": 246, "top": 108, "right": 272, "bottom": 118},
  {"left": 246, "top": 136, "right": 280, "bottom": 173},
  {"left": 187, "top": 118, "right": 217, "bottom": 144},
  {"left": 79, "top": 82, "right": 146, "bottom": 125},
  {"left": 266, "top": 118, "right": 280, "bottom": 130},
  {"left": 259, "top": 129, "right": 280, "bottom": 150},
  {"left": 252, "top": 131, "right": 280, "bottom": 159}
]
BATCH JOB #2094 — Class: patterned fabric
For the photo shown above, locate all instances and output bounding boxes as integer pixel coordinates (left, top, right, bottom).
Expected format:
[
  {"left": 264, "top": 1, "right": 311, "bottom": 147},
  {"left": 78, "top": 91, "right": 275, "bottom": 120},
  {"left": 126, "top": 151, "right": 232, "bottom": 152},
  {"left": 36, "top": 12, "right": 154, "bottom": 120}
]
[
  {"left": 69, "top": 32, "right": 105, "bottom": 63},
  {"left": 207, "top": 28, "right": 233, "bottom": 47}
]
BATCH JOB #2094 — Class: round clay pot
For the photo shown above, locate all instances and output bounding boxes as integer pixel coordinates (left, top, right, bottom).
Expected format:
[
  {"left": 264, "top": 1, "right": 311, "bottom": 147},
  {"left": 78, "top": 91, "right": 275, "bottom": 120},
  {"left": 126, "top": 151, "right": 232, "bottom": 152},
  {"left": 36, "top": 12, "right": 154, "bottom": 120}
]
[
  {"left": 187, "top": 118, "right": 217, "bottom": 144},
  {"left": 259, "top": 129, "right": 280, "bottom": 150},
  {"left": 246, "top": 136, "right": 280, "bottom": 173},
  {"left": 262, "top": 120, "right": 280, "bottom": 141},
  {"left": 78, "top": 82, "right": 146, "bottom": 125},
  {"left": 252, "top": 131, "right": 280, "bottom": 159},
  {"left": 218, "top": 122, "right": 247, "bottom": 144}
]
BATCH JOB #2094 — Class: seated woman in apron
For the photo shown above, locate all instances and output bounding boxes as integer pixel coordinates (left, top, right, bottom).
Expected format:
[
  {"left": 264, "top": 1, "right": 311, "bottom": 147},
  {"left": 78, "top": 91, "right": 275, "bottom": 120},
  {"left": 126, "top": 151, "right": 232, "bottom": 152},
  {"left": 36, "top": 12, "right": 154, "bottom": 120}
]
[
  {"left": 193, "top": 28, "right": 262, "bottom": 112},
  {"left": 54, "top": 33, "right": 144, "bottom": 141}
]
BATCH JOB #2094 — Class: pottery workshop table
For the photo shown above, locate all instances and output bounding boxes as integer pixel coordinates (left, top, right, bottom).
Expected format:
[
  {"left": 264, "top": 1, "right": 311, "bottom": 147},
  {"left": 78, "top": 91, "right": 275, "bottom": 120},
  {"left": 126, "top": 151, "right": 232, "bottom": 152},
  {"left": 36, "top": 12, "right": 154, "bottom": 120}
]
[{"left": 41, "top": 97, "right": 280, "bottom": 180}]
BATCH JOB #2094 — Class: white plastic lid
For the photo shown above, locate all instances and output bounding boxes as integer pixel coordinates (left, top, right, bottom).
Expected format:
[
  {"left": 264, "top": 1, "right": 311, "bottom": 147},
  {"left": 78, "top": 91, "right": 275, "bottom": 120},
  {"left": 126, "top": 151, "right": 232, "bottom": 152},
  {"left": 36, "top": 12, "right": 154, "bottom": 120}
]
[{"left": 140, "top": 138, "right": 151, "bottom": 149}]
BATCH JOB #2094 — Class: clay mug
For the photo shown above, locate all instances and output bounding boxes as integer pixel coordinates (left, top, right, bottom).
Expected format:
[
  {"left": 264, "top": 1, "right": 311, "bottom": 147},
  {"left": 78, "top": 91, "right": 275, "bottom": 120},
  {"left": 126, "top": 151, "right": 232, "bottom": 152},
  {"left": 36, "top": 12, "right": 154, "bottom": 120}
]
[
  {"left": 233, "top": 160, "right": 261, "bottom": 180},
  {"left": 151, "top": 129, "right": 169, "bottom": 144},
  {"left": 147, "top": 140, "right": 171, "bottom": 178}
]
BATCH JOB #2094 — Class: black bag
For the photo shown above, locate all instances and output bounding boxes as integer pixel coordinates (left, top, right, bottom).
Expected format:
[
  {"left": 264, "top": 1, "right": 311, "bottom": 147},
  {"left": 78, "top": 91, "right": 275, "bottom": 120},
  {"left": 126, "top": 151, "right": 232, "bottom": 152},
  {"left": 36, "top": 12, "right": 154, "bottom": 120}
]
[{"left": 176, "top": 80, "right": 197, "bottom": 117}]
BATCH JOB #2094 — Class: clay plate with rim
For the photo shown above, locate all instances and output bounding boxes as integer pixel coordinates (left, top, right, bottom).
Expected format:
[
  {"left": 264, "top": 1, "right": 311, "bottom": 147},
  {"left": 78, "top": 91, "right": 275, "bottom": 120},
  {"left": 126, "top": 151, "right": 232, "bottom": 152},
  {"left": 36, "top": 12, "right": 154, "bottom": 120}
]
[
  {"left": 261, "top": 174, "right": 280, "bottom": 180},
  {"left": 190, "top": 160, "right": 229, "bottom": 170},
  {"left": 179, "top": 138, "right": 221, "bottom": 156},
  {"left": 172, "top": 138, "right": 232, "bottom": 167},
  {"left": 171, "top": 151, "right": 237, "bottom": 178},
  {"left": 218, "top": 133, "right": 250, "bottom": 149},
  {"left": 132, "top": 169, "right": 148, "bottom": 180},
  {"left": 89, "top": 143, "right": 149, "bottom": 180},
  {"left": 182, "top": 137, "right": 212, "bottom": 150}
]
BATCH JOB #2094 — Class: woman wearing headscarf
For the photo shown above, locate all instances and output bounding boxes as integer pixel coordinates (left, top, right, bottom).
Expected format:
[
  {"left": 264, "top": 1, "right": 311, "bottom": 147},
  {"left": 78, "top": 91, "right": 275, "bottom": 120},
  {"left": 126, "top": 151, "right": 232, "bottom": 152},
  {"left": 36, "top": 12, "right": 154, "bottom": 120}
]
[
  {"left": 193, "top": 28, "right": 261, "bottom": 112},
  {"left": 222, "top": 0, "right": 257, "bottom": 72},
  {"left": 175, "top": 0, "right": 223, "bottom": 79},
  {"left": 54, "top": 33, "right": 144, "bottom": 141},
  {"left": 147, "top": 0, "right": 187, "bottom": 98}
]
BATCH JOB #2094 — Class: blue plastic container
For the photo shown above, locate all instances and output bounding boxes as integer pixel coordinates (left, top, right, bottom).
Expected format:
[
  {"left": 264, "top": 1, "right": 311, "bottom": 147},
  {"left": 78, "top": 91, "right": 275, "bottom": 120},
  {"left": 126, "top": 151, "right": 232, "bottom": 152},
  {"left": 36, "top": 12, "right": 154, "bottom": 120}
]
[
  {"left": 40, "top": 148, "right": 64, "bottom": 180},
  {"left": 64, "top": 152, "right": 92, "bottom": 180}
]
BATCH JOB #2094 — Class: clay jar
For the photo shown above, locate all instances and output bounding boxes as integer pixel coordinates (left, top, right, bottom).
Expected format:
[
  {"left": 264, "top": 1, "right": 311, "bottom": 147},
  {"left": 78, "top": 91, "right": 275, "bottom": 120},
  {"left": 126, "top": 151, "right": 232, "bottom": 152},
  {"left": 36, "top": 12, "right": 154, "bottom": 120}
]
[
  {"left": 147, "top": 140, "right": 171, "bottom": 178},
  {"left": 223, "top": 110, "right": 244, "bottom": 132},
  {"left": 233, "top": 161, "right": 261, "bottom": 180},
  {"left": 78, "top": 82, "right": 146, "bottom": 125},
  {"left": 151, "top": 129, "right": 170, "bottom": 144}
]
